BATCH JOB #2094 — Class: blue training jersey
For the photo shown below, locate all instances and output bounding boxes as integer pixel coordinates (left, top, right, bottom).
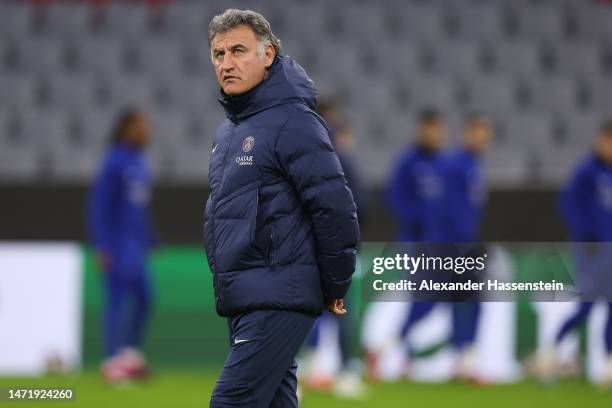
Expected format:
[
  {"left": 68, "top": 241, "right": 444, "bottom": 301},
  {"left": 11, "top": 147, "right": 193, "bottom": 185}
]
[
  {"left": 559, "top": 153, "right": 612, "bottom": 242},
  {"left": 443, "top": 148, "right": 487, "bottom": 242},
  {"left": 386, "top": 146, "right": 447, "bottom": 242},
  {"left": 88, "top": 142, "right": 157, "bottom": 269}
]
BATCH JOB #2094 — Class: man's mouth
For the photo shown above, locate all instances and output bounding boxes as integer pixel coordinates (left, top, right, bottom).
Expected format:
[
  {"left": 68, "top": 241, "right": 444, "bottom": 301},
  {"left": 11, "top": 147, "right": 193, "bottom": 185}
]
[{"left": 223, "top": 76, "right": 239, "bottom": 82}]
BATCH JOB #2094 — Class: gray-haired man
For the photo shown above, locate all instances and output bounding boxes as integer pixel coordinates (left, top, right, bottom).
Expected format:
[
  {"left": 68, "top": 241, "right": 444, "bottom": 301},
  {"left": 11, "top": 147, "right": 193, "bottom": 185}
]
[{"left": 204, "top": 8, "right": 359, "bottom": 408}]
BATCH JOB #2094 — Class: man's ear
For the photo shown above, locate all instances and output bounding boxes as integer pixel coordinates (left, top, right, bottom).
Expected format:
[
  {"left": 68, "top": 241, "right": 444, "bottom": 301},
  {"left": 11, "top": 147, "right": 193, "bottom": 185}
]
[{"left": 264, "top": 44, "right": 275, "bottom": 69}]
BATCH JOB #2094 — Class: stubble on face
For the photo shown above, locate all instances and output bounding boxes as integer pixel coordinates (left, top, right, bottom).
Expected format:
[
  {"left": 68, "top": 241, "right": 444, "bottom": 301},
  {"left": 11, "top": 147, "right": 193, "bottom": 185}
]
[{"left": 211, "top": 25, "right": 269, "bottom": 96}]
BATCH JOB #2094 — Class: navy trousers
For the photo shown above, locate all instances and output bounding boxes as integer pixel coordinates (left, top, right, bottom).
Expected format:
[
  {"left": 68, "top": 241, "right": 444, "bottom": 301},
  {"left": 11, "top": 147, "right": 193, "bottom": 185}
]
[
  {"left": 104, "top": 269, "right": 152, "bottom": 357},
  {"left": 210, "top": 310, "right": 315, "bottom": 408}
]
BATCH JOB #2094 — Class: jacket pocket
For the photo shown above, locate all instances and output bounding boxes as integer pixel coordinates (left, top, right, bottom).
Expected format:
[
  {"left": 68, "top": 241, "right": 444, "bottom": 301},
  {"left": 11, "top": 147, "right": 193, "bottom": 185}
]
[{"left": 213, "top": 187, "right": 262, "bottom": 272}]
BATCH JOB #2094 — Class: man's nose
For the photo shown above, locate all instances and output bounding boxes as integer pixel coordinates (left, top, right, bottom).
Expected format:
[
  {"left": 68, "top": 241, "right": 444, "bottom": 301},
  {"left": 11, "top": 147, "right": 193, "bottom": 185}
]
[{"left": 220, "top": 54, "right": 236, "bottom": 72}]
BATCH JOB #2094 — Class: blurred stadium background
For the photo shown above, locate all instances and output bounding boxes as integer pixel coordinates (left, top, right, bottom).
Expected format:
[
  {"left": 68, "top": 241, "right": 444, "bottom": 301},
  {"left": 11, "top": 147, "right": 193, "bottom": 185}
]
[{"left": 1, "top": 0, "right": 612, "bottom": 406}]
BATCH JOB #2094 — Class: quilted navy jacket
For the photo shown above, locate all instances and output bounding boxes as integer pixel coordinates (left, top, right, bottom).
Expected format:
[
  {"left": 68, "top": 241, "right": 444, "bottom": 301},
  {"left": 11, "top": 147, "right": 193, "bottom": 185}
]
[{"left": 204, "top": 55, "right": 360, "bottom": 317}]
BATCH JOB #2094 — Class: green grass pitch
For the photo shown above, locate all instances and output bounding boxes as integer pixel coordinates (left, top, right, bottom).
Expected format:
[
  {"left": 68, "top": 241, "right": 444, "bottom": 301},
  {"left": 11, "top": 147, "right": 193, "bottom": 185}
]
[{"left": 0, "top": 369, "right": 610, "bottom": 408}]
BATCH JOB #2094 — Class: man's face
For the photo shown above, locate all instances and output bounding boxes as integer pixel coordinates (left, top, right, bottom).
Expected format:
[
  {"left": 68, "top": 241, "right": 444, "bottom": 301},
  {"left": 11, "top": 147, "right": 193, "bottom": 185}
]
[
  {"left": 464, "top": 119, "right": 493, "bottom": 154},
  {"left": 595, "top": 131, "right": 612, "bottom": 165},
  {"left": 418, "top": 120, "right": 447, "bottom": 151},
  {"left": 211, "top": 25, "right": 275, "bottom": 96},
  {"left": 125, "top": 114, "right": 151, "bottom": 148},
  {"left": 335, "top": 127, "right": 354, "bottom": 152}
]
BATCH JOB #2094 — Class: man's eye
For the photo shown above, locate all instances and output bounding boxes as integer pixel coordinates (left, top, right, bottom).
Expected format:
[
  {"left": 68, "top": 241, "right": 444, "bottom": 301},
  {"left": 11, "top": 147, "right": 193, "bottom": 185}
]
[{"left": 234, "top": 49, "right": 244, "bottom": 55}]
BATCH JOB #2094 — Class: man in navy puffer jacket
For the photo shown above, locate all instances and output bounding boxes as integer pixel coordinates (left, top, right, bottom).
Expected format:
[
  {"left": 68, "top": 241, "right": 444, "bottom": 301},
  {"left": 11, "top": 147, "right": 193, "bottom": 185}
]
[{"left": 204, "top": 9, "right": 359, "bottom": 407}]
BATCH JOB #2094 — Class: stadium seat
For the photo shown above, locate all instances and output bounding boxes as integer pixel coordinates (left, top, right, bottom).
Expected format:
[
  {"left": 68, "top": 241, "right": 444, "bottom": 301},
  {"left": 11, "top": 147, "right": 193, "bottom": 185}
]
[
  {"left": 47, "top": 108, "right": 121, "bottom": 181},
  {"left": 0, "top": 3, "right": 32, "bottom": 40},
  {"left": 18, "top": 110, "right": 72, "bottom": 152},
  {"left": 319, "top": 41, "right": 367, "bottom": 78},
  {"left": 538, "top": 146, "right": 587, "bottom": 186},
  {"left": 104, "top": 75, "right": 159, "bottom": 109},
  {"left": 509, "top": 3, "right": 568, "bottom": 41},
  {"left": 359, "top": 141, "right": 395, "bottom": 185},
  {"left": 453, "top": 2, "right": 508, "bottom": 40},
  {"left": 44, "top": 74, "right": 102, "bottom": 112},
  {"left": 356, "top": 111, "right": 394, "bottom": 145},
  {"left": 501, "top": 111, "right": 556, "bottom": 151},
  {"left": 385, "top": 113, "right": 417, "bottom": 145},
  {"left": 43, "top": 2, "right": 92, "bottom": 38},
  {"left": 168, "top": 110, "right": 224, "bottom": 181},
  {"left": 397, "top": 3, "right": 449, "bottom": 41},
  {"left": 159, "top": 2, "right": 207, "bottom": 40},
  {"left": 525, "top": 76, "right": 580, "bottom": 116},
  {"left": 280, "top": 38, "right": 322, "bottom": 77},
  {"left": 150, "top": 109, "right": 188, "bottom": 151},
  {"left": 129, "top": 38, "right": 185, "bottom": 80},
  {"left": 571, "top": 2, "right": 612, "bottom": 41},
  {"left": 463, "top": 75, "right": 518, "bottom": 116},
  {"left": 283, "top": 2, "right": 330, "bottom": 40},
  {"left": 408, "top": 75, "right": 458, "bottom": 114},
  {"left": 0, "top": 75, "right": 40, "bottom": 110},
  {"left": 488, "top": 41, "right": 544, "bottom": 77},
  {"left": 99, "top": 3, "right": 152, "bottom": 39},
  {"left": 0, "top": 110, "right": 33, "bottom": 151},
  {"left": 48, "top": 143, "right": 103, "bottom": 182},
  {"left": 349, "top": 78, "right": 395, "bottom": 113},
  {"left": 551, "top": 42, "right": 604, "bottom": 79},
  {"left": 187, "top": 110, "right": 225, "bottom": 146},
  {"left": 585, "top": 78, "right": 612, "bottom": 112},
  {"left": 75, "top": 109, "right": 117, "bottom": 151},
  {"left": 15, "top": 38, "right": 68, "bottom": 75},
  {"left": 484, "top": 146, "right": 531, "bottom": 186},
  {"left": 558, "top": 112, "right": 603, "bottom": 147},
  {"left": 0, "top": 146, "right": 41, "bottom": 181},
  {"left": 74, "top": 37, "right": 127, "bottom": 77},
  {"left": 171, "top": 147, "right": 210, "bottom": 182},
  {"left": 0, "top": 38, "right": 11, "bottom": 71},
  {"left": 167, "top": 77, "right": 218, "bottom": 114},
  {"left": 430, "top": 40, "right": 486, "bottom": 76},
  {"left": 310, "top": 73, "right": 353, "bottom": 107}
]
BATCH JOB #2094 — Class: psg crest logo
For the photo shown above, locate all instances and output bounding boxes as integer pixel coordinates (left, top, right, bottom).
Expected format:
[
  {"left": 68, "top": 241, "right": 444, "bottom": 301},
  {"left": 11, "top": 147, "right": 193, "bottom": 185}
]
[{"left": 242, "top": 136, "right": 255, "bottom": 152}]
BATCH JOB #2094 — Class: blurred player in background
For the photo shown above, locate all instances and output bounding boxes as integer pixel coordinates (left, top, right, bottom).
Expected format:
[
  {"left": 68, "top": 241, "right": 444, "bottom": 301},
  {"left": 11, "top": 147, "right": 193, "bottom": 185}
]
[
  {"left": 444, "top": 115, "right": 493, "bottom": 381},
  {"left": 444, "top": 116, "right": 492, "bottom": 243},
  {"left": 386, "top": 109, "right": 448, "bottom": 243},
  {"left": 365, "top": 109, "right": 448, "bottom": 379},
  {"left": 88, "top": 109, "right": 157, "bottom": 384},
  {"left": 542, "top": 120, "right": 612, "bottom": 385}
]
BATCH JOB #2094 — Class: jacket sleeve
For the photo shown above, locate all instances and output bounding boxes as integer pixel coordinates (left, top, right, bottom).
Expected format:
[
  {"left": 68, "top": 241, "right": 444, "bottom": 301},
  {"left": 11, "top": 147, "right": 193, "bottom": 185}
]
[
  {"left": 88, "top": 157, "right": 119, "bottom": 253},
  {"left": 559, "top": 162, "right": 597, "bottom": 240},
  {"left": 275, "top": 109, "right": 360, "bottom": 300}
]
